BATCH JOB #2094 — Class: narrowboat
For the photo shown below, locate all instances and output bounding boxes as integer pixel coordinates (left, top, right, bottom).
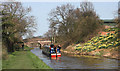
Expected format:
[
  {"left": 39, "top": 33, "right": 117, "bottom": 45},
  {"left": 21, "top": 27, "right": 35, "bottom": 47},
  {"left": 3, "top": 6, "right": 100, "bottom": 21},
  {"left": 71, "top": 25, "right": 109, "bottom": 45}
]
[{"left": 42, "top": 44, "right": 61, "bottom": 57}]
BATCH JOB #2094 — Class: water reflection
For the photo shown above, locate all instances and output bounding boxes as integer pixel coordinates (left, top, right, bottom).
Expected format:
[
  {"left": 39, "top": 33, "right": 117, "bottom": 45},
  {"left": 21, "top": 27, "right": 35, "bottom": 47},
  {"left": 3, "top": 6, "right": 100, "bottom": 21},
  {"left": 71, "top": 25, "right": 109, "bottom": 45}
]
[
  {"left": 31, "top": 48, "right": 119, "bottom": 69},
  {"left": 50, "top": 57, "right": 60, "bottom": 60}
]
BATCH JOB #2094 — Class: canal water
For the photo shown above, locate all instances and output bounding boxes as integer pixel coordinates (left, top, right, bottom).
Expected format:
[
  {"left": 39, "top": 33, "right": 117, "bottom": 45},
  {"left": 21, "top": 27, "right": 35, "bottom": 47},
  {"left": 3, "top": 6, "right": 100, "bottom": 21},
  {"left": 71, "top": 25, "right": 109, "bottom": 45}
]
[{"left": 31, "top": 48, "right": 119, "bottom": 69}]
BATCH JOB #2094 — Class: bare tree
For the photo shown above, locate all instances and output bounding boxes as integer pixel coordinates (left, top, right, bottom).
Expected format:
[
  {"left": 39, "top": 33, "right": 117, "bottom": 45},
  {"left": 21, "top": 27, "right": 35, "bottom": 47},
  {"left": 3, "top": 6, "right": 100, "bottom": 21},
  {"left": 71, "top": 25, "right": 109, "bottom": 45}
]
[
  {"left": 47, "top": 2, "right": 103, "bottom": 48},
  {"left": 1, "top": 1, "right": 36, "bottom": 52}
]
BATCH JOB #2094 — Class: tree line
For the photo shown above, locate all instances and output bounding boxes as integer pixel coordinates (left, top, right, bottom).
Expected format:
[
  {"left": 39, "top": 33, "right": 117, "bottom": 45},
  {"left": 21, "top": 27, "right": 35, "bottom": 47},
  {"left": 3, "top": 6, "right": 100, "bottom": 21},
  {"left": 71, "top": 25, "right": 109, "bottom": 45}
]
[
  {"left": 1, "top": 1, "right": 36, "bottom": 59},
  {"left": 45, "top": 2, "right": 104, "bottom": 48}
]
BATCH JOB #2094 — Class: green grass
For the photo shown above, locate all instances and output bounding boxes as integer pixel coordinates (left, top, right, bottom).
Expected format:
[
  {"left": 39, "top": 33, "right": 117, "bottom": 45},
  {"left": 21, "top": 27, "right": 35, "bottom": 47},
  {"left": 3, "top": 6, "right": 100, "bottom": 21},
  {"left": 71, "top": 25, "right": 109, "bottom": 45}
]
[
  {"left": 2, "top": 51, "right": 52, "bottom": 69},
  {"left": 0, "top": 60, "right": 2, "bottom": 70}
]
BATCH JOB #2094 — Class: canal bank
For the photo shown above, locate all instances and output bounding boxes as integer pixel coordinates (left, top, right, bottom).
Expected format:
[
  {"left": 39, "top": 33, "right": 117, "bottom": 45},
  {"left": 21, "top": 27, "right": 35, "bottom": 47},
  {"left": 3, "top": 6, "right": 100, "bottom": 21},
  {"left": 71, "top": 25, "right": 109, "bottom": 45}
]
[
  {"left": 2, "top": 50, "right": 51, "bottom": 69},
  {"left": 60, "top": 27, "right": 120, "bottom": 60},
  {"left": 61, "top": 47, "right": 120, "bottom": 60}
]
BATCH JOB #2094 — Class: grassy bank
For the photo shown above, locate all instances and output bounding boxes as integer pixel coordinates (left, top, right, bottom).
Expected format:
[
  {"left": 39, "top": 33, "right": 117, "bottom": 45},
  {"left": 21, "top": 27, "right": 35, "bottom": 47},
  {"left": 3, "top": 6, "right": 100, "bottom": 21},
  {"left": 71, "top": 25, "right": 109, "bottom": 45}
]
[
  {"left": 0, "top": 60, "right": 1, "bottom": 70},
  {"left": 2, "top": 50, "right": 52, "bottom": 69},
  {"left": 63, "top": 27, "right": 120, "bottom": 59}
]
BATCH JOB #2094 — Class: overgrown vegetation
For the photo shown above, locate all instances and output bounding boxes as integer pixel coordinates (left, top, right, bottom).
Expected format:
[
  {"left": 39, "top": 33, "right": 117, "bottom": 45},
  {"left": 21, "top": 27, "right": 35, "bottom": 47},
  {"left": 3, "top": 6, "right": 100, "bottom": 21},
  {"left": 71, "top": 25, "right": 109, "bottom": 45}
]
[{"left": 45, "top": 2, "right": 103, "bottom": 48}]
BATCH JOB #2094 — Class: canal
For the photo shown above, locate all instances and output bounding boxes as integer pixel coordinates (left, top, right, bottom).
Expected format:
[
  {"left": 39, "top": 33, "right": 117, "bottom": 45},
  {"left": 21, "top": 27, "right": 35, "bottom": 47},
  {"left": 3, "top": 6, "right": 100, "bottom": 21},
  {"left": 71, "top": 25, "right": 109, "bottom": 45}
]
[{"left": 31, "top": 48, "right": 119, "bottom": 69}]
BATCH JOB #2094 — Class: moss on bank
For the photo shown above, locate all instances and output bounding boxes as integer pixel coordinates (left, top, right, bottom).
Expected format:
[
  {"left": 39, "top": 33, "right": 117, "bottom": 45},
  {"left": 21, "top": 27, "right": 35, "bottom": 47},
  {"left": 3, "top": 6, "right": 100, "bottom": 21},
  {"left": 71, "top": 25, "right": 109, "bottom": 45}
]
[{"left": 2, "top": 50, "right": 52, "bottom": 69}]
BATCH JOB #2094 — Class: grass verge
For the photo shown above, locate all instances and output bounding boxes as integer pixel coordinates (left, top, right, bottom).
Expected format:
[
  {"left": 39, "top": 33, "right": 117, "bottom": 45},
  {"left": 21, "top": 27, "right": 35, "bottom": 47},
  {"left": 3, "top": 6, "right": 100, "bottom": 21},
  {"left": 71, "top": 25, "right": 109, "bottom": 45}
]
[
  {"left": 0, "top": 60, "right": 2, "bottom": 70},
  {"left": 2, "top": 50, "right": 52, "bottom": 69}
]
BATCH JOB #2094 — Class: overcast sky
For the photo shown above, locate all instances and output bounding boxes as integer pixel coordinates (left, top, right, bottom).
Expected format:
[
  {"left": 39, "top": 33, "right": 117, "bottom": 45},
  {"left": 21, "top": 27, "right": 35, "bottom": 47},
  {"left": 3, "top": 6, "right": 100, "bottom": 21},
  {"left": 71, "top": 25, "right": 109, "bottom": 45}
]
[{"left": 22, "top": 2, "right": 118, "bottom": 37}]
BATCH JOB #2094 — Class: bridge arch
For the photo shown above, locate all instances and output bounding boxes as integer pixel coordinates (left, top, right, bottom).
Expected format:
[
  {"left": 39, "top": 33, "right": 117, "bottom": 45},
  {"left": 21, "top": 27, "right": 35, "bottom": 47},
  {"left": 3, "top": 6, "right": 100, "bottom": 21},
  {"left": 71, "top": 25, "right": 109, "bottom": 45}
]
[{"left": 24, "top": 38, "right": 51, "bottom": 48}]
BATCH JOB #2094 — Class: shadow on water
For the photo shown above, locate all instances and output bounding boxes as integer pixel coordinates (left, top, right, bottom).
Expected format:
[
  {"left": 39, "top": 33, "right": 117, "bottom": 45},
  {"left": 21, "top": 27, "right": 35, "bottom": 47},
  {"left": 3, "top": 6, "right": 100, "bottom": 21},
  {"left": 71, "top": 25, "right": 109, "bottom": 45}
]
[{"left": 31, "top": 48, "right": 119, "bottom": 69}]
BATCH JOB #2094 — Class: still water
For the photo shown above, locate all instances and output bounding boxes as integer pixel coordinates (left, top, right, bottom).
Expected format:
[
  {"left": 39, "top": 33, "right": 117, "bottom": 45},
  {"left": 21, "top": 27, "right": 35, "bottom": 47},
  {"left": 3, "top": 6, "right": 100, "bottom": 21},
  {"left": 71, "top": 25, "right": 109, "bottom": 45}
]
[{"left": 31, "top": 48, "right": 119, "bottom": 69}]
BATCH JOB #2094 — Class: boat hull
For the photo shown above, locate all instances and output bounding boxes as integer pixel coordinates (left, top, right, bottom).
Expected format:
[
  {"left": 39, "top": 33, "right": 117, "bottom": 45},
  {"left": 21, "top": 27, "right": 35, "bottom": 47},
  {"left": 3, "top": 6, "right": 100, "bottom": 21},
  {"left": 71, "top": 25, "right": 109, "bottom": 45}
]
[
  {"left": 42, "top": 51, "right": 61, "bottom": 57},
  {"left": 51, "top": 53, "right": 61, "bottom": 57}
]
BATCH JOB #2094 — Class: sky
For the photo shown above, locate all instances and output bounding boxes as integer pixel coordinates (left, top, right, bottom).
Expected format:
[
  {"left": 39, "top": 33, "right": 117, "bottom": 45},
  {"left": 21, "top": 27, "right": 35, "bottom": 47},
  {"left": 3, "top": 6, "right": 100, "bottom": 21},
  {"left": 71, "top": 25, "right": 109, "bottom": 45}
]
[{"left": 22, "top": 2, "right": 118, "bottom": 37}]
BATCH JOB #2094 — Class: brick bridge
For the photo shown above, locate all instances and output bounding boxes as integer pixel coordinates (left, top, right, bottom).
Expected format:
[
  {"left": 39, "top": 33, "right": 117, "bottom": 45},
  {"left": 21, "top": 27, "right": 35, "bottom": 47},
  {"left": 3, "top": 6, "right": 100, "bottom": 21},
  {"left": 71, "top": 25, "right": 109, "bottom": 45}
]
[{"left": 23, "top": 37, "right": 51, "bottom": 48}]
